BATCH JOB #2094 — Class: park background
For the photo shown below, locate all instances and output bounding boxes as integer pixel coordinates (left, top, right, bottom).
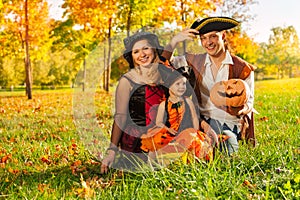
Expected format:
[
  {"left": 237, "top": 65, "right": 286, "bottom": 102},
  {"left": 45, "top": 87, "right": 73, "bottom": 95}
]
[
  {"left": 1, "top": 0, "right": 300, "bottom": 96},
  {"left": 0, "top": 0, "right": 299, "bottom": 199}
]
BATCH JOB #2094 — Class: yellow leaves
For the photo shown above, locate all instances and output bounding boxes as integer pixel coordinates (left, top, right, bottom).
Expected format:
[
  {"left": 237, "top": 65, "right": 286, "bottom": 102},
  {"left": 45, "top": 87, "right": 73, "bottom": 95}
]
[
  {"left": 68, "top": 142, "right": 79, "bottom": 156},
  {"left": 75, "top": 174, "right": 95, "bottom": 198},
  {"left": 41, "top": 155, "right": 51, "bottom": 165},
  {"left": 70, "top": 160, "right": 88, "bottom": 175},
  {"left": 0, "top": 91, "right": 115, "bottom": 197},
  {"left": 51, "top": 134, "right": 62, "bottom": 141},
  {"left": 1, "top": 153, "right": 12, "bottom": 164},
  {"left": 296, "top": 117, "right": 300, "bottom": 125},
  {"left": 0, "top": 107, "right": 5, "bottom": 113},
  {"left": 75, "top": 173, "right": 117, "bottom": 198},
  {"left": 259, "top": 116, "right": 269, "bottom": 122},
  {"left": 242, "top": 179, "right": 256, "bottom": 190},
  {"left": 38, "top": 183, "right": 49, "bottom": 193},
  {"left": 24, "top": 161, "right": 33, "bottom": 166},
  {"left": 294, "top": 174, "right": 300, "bottom": 184},
  {"left": 8, "top": 167, "right": 20, "bottom": 174},
  {"left": 33, "top": 105, "right": 41, "bottom": 113},
  {"left": 55, "top": 144, "right": 61, "bottom": 151}
]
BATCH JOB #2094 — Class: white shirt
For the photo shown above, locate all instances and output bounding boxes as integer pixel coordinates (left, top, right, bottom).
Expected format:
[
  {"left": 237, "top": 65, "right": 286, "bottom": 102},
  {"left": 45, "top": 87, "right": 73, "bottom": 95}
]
[{"left": 200, "top": 51, "right": 254, "bottom": 129}]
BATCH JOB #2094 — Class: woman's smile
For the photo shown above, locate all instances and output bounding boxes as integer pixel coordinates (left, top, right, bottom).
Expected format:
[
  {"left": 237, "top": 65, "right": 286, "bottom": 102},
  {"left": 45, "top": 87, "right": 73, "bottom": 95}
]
[{"left": 132, "top": 39, "right": 155, "bottom": 67}]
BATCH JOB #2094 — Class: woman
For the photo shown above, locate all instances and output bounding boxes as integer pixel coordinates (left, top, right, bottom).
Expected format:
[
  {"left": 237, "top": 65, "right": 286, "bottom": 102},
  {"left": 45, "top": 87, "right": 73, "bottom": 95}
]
[{"left": 100, "top": 32, "right": 171, "bottom": 173}]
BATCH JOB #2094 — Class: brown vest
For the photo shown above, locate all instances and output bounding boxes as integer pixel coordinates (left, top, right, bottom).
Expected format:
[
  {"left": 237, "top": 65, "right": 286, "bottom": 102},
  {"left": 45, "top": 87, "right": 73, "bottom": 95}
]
[{"left": 187, "top": 53, "right": 256, "bottom": 147}]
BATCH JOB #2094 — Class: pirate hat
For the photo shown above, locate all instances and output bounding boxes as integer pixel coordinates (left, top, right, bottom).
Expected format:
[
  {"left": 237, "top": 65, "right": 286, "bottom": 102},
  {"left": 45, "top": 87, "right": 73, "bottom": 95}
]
[{"left": 190, "top": 17, "right": 239, "bottom": 35}]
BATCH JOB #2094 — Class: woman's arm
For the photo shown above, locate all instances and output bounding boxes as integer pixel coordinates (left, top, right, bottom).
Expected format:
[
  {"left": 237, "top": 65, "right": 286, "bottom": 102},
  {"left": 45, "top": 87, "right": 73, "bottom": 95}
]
[
  {"left": 101, "top": 77, "right": 131, "bottom": 173},
  {"left": 112, "top": 77, "right": 132, "bottom": 144},
  {"left": 155, "top": 101, "right": 166, "bottom": 128}
]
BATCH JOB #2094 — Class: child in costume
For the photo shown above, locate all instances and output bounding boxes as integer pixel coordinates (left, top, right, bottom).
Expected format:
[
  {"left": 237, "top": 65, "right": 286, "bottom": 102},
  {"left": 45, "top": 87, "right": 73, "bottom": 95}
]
[{"left": 140, "top": 67, "right": 213, "bottom": 163}]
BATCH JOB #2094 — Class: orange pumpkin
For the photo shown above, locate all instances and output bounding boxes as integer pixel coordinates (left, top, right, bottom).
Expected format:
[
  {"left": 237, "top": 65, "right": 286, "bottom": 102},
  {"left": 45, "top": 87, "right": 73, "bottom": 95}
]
[{"left": 210, "top": 79, "right": 250, "bottom": 115}]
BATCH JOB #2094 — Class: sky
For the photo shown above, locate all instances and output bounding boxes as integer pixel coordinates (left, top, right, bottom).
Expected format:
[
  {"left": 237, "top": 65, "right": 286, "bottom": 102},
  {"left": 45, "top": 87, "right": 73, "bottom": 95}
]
[
  {"left": 245, "top": 0, "right": 300, "bottom": 43},
  {"left": 47, "top": 0, "right": 300, "bottom": 44}
]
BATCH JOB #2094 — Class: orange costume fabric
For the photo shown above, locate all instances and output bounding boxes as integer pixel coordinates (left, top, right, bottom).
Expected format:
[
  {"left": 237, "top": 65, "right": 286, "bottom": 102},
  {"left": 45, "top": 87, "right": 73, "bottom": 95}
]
[{"left": 141, "top": 100, "right": 212, "bottom": 161}]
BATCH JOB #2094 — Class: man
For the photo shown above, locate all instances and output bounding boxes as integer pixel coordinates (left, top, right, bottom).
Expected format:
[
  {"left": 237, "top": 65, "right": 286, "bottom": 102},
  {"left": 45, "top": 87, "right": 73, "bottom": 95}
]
[{"left": 162, "top": 16, "right": 256, "bottom": 155}]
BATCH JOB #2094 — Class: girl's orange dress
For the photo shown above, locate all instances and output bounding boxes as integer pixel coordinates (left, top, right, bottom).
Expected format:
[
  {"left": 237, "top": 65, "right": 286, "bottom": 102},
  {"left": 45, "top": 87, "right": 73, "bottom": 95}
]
[{"left": 141, "top": 98, "right": 213, "bottom": 162}]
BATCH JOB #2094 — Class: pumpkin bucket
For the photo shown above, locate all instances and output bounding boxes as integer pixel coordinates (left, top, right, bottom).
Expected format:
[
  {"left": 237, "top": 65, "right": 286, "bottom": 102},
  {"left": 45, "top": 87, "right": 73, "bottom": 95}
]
[{"left": 210, "top": 79, "right": 250, "bottom": 115}]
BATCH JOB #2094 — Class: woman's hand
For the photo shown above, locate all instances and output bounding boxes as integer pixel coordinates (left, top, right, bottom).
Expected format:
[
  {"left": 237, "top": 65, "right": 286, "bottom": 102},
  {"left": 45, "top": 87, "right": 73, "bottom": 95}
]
[{"left": 100, "top": 150, "right": 116, "bottom": 174}]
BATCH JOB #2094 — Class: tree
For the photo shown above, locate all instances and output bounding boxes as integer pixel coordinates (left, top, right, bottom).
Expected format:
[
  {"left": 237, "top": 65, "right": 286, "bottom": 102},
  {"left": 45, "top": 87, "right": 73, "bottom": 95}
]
[
  {"left": 55, "top": 0, "right": 119, "bottom": 92},
  {"left": 24, "top": 0, "right": 32, "bottom": 98},
  {"left": 255, "top": 42, "right": 269, "bottom": 80},
  {"left": 268, "top": 26, "right": 300, "bottom": 79},
  {"left": 157, "top": 0, "right": 221, "bottom": 26},
  {"left": 214, "top": 0, "right": 257, "bottom": 24},
  {"left": 226, "top": 31, "right": 259, "bottom": 64},
  {"left": 1, "top": 0, "right": 51, "bottom": 98}
]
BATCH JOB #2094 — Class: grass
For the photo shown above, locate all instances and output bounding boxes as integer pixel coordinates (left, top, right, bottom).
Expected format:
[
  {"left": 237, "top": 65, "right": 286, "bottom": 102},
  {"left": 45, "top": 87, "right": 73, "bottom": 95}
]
[{"left": 0, "top": 78, "right": 299, "bottom": 199}]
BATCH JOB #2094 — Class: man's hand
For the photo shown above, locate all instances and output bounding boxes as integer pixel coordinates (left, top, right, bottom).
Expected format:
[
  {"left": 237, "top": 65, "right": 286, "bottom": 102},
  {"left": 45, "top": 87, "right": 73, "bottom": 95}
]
[
  {"left": 238, "top": 104, "right": 252, "bottom": 116},
  {"left": 169, "top": 29, "right": 198, "bottom": 49}
]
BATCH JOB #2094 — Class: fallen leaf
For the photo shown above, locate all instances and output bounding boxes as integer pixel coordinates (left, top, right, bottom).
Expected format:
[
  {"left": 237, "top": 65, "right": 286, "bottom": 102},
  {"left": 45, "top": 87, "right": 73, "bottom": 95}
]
[
  {"left": 38, "top": 183, "right": 49, "bottom": 193},
  {"left": 41, "top": 156, "right": 51, "bottom": 165},
  {"left": 259, "top": 116, "right": 269, "bottom": 121},
  {"left": 218, "top": 134, "right": 230, "bottom": 142},
  {"left": 1, "top": 154, "right": 12, "bottom": 163},
  {"left": 72, "top": 160, "right": 82, "bottom": 167},
  {"left": 75, "top": 175, "right": 95, "bottom": 198},
  {"left": 8, "top": 167, "right": 20, "bottom": 174},
  {"left": 243, "top": 179, "right": 256, "bottom": 189}
]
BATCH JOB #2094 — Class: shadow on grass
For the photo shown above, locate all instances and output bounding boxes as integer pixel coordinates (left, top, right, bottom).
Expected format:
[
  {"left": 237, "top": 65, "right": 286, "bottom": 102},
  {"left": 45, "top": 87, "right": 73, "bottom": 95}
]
[{"left": 0, "top": 161, "right": 121, "bottom": 199}]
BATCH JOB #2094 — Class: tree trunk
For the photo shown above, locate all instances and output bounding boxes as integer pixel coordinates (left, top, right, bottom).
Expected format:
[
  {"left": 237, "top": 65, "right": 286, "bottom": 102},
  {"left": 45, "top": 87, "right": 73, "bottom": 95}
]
[
  {"left": 82, "top": 58, "right": 86, "bottom": 92},
  {"left": 105, "top": 18, "right": 112, "bottom": 92},
  {"left": 289, "top": 66, "right": 292, "bottom": 78},
  {"left": 126, "top": 4, "right": 132, "bottom": 37},
  {"left": 103, "top": 47, "right": 106, "bottom": 90},
  {"left": 181, "top": 2, "right": 186, "bottom": 54},
  {"left": 25, "top": 0, "right": 32, "bottom": 99}
]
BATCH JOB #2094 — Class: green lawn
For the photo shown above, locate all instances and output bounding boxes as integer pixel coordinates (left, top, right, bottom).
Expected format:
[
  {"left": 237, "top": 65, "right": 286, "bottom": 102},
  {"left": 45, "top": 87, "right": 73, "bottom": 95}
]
[{"left": 0, "top": 78, "right": 299, "bottom": 199}]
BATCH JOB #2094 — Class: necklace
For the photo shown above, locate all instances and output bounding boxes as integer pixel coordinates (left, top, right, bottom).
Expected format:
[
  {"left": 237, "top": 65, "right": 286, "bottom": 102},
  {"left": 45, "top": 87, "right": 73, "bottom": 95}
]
[{"left": 134, "top": 63, "right": 161, "bottom": 85}]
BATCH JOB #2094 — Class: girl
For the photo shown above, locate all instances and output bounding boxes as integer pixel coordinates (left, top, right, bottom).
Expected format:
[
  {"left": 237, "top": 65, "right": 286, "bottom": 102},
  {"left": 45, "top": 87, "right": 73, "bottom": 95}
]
[{"left": 141, "top": 67, "right": 213, "bottom": 163}]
